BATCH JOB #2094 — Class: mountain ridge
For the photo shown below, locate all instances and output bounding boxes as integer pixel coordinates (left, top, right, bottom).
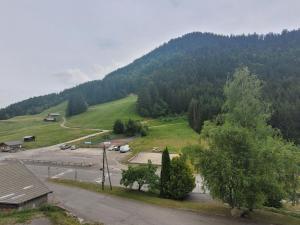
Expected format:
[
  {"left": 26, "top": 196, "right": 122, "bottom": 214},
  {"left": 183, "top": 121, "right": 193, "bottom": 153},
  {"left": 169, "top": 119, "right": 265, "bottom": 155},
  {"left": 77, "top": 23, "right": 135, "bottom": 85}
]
[{"left": 1, "top": 29, "right": 300, "bottom": 143}]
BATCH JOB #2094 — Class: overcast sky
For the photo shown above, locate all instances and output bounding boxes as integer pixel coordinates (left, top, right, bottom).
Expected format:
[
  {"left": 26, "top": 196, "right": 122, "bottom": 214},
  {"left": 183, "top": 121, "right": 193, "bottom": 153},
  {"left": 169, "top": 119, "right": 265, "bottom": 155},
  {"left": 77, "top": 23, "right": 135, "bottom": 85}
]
[{"left": 0, "top": 0, "right": 299, "bottom": 108}]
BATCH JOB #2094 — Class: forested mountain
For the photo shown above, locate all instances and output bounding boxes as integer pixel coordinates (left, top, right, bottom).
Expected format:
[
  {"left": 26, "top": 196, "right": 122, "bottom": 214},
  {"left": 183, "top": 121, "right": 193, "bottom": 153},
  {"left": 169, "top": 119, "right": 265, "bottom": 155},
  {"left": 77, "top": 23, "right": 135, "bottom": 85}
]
[{"left": 1, "top": 29, "right": 300, "bottom": 143}]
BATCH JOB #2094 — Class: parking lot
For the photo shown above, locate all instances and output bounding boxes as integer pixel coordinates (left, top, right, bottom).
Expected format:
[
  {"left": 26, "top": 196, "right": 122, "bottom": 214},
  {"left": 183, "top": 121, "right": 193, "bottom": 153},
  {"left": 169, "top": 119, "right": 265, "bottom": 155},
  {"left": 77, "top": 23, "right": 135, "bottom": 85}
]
[{"left": 0, "top": 141, "right": 205, "bottom": 193}]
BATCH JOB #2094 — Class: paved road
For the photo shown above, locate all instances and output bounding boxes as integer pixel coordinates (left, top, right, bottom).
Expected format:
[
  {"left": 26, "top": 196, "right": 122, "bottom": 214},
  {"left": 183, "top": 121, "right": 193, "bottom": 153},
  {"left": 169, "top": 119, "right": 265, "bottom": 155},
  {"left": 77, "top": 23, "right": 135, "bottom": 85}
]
[{"left": 48, "top": 182, "right": 264, "bottom": 225}]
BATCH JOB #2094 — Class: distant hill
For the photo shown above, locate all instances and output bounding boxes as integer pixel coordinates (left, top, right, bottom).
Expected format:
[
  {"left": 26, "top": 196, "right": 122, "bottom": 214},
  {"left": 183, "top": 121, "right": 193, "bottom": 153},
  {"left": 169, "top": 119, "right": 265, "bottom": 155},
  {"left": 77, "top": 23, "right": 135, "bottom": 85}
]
[{"left": 1, "top": 29, "right": 300, "bottom": 143}]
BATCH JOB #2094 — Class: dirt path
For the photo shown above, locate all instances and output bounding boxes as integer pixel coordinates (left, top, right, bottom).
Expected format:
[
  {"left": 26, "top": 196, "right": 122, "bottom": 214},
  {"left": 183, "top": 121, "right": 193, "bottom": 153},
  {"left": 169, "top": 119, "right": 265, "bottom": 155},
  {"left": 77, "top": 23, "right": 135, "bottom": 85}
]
[{"left": 60, "top": 117, "right": 104, "bottom": 131}]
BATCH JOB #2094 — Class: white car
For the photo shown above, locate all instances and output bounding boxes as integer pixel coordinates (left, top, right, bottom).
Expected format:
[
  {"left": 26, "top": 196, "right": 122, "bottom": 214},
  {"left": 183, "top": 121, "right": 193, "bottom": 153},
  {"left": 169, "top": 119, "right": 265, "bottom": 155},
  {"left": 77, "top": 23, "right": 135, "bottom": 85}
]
[
  {"left": 108, "top": 145, "right": 116, "bottom": 151},
  {"left": 119, "top": 145, "right": 130, "bottom": 153}
]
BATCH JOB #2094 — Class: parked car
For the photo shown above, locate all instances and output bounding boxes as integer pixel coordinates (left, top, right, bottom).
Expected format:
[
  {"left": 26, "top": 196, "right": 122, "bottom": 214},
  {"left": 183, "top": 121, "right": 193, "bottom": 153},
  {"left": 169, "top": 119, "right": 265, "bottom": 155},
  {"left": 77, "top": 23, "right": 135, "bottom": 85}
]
[
  {"left": 108, "top": 145, "right": 118, "bottom": 151},
  {"left": 60, "top": 144, "right": 71, "bottom": 150},
  {"left": 70, "top": 145, "right": 77, "bottom": 150},
  {"left": 120, "top": 145, "right": 130, "bottom": 153}
]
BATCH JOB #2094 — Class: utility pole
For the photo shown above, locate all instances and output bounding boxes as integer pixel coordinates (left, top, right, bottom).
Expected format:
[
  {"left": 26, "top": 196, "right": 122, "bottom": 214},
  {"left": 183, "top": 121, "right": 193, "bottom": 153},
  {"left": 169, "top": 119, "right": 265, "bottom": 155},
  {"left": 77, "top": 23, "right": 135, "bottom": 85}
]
[{"left": 101, "top": 142, "right": 112, "bottom": 190}]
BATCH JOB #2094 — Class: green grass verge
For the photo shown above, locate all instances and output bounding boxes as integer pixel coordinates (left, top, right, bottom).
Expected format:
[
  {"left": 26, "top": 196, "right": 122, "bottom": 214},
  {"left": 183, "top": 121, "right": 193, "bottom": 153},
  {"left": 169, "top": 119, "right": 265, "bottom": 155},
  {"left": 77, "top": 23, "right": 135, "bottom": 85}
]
[
  {"left": 0, "top": 205, "right": 102, "bottom": 225},
  {"left": 50, "top": 179, "right": 300, "bottom": 225},
  {"left": 50, "top": 178, "right": 229, "bottom": 216}
]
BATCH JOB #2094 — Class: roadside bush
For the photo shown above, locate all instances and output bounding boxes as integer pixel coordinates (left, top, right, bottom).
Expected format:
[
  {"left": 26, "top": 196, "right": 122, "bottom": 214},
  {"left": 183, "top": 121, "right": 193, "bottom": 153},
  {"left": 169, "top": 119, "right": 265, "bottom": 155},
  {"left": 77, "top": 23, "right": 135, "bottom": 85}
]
[
  {"left": 159, "top": 149, "right": 195, "bottom": 200},
  {"left": 120, "top": 160, "right": 159, "bottom": 192},
  {"left": 168, "top": 156, "right": 195, "bottom": 200}
]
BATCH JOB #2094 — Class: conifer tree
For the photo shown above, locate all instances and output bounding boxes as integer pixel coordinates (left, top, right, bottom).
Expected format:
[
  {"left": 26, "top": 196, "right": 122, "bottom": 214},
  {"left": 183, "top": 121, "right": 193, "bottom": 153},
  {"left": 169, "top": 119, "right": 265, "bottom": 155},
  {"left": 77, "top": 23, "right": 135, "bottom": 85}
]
[{"left": 160, "top": 147, "right": 171, "bottom": 197}]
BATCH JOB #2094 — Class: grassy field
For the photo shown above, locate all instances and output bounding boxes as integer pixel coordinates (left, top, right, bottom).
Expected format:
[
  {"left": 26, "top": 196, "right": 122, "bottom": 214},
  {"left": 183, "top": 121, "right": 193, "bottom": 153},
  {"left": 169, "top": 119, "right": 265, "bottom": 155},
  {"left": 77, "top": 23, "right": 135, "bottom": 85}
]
[
  {"left": 65, "top": 95, "right": 199, "bottom": 153},
  {"left": 51, "top": 179, "right": 300, "bottom": 225},
  {"left": 131, "top": 117, "right": 200, "bottom": 154},
  {"left": 66, "top": 95, "right": 142, "bottom": 130},
  {"left": 0, "top": 95, "right": 198, "bottom": 151},
  {"left": 0, "top": 102, "right": 94, "bottom": 149},
  {"left": 0, "top": 205, "right": 102, "bottom": 225}
]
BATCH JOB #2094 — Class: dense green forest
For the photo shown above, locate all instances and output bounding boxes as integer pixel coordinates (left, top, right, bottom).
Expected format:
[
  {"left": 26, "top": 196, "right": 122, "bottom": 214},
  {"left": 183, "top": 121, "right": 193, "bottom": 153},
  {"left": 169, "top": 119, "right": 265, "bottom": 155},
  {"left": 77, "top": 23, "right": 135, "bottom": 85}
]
[{"left": 1, "top": 29, "right": 299, "bottom": 143}]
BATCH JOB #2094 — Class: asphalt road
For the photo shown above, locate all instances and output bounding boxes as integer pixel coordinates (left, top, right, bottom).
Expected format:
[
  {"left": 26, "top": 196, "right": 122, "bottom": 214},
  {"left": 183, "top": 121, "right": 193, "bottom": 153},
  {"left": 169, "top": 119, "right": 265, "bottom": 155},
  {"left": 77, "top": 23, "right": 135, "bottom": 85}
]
[
  {"left": 48, "top": 182, "right": 264, "bottom": 225},
  {"left": 1, "top": 142, "right": 263, "bottom": 225}
]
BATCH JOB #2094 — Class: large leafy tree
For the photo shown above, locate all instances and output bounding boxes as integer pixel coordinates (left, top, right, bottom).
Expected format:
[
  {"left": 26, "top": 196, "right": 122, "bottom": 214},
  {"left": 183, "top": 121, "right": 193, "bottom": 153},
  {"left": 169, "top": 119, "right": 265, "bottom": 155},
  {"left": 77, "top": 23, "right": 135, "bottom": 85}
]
[
  {"left": 200, "top": 67, "right": 300, "bottom": 211},
  {"left": 120, "top": 160, "right": 159, "bottom": 192}
]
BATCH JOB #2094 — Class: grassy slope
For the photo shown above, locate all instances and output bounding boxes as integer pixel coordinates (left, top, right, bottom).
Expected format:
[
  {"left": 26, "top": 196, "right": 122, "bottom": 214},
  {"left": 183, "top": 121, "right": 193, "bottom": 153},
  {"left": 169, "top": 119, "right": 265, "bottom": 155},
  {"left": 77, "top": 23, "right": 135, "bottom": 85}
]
[
  {"left": 66, "top": 95, "right": 199, "bottom": 153},
  {"left": 66, "top": 95, "right": 142, "bottom": 130},
  {"left": 0, "top": 95, "right": 198, "bottom": 151},
  {"left": 0, "top": 102, "right": 94, "bottom": 149},
  {"left": 131, "top": 117, "right": 199, "bottom": 153}
]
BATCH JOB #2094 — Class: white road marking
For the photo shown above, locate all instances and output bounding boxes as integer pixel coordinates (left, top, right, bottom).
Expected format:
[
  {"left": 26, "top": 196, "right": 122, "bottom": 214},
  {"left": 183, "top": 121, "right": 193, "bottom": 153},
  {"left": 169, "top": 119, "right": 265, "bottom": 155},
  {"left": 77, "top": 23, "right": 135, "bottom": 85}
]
[
  {"left": 51, "top": 169, "right": 74, "bottom": 179},
  {"left": 94, "top": 173, "right": 111, "bottom": 183}
]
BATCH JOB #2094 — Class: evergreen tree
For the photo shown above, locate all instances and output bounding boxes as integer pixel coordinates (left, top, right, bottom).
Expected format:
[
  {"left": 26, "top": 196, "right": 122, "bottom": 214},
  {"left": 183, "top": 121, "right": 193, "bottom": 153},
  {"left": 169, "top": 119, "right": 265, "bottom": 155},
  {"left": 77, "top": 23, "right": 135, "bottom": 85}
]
[
  {"left": 113, "top": 119, "right": 125, "bottom": 134},
  {"left": 66, "top": 94, "right": 88, "bottom": 117},
  {"left": 160, "top": 147, "right": 171, "bottom": 197}
]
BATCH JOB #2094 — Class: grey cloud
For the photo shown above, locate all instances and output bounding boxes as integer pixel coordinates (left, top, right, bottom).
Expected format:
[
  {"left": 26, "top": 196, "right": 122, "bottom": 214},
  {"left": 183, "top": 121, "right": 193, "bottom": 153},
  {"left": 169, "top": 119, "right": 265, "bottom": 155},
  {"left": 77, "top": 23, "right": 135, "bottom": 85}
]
[
  {"left": 0, "top": 0, "right": 299, "bottom": 107},
  {"left": 53, "top": 69, "right": 91, "bottom": 86}
]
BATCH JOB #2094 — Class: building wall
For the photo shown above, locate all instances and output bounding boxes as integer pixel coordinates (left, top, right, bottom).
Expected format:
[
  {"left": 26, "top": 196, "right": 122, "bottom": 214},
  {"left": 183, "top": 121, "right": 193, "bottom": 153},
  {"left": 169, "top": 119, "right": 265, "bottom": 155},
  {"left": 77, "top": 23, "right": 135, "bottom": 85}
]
[
  {"left": 19, "top": 194, "right": 48, "bottom": 210},
  {"left": 0, "top": 194, "right": 48, "bottom": 211}
]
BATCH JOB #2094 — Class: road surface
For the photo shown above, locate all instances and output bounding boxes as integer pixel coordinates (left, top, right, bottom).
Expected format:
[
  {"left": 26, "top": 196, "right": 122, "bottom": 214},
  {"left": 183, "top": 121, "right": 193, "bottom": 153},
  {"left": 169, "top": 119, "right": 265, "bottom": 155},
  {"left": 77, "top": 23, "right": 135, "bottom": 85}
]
[{"left": 48, "top": 182, "right": 264, "bottom": 225}]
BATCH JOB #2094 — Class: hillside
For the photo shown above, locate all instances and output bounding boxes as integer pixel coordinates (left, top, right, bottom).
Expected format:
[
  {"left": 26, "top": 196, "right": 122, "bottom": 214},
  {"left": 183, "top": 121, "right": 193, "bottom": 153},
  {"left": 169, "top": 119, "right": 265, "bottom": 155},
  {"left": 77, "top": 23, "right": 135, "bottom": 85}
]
[
  {"left": 0, "top": 102, "right": 95, "bottom": 149},
  {"left": 0, "top": 95, "right": 198, "bottom": 150},
  {"left": 66, "top": 95, "right": 142, "bottom": 130},
  {"left": 1, "top": 30, "right": 300, "bottom": 143}
]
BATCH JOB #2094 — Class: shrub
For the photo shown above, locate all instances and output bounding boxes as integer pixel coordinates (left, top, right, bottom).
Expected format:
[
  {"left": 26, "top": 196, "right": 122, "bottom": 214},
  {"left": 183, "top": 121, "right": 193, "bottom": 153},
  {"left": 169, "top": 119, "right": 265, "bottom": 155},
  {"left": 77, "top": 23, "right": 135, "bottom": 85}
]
[
  {"left": 168, "top": 156, "right": 195, "bottom": 200},
  {"left": 120, "top": 160, "right": 159, "bottom": 192}
]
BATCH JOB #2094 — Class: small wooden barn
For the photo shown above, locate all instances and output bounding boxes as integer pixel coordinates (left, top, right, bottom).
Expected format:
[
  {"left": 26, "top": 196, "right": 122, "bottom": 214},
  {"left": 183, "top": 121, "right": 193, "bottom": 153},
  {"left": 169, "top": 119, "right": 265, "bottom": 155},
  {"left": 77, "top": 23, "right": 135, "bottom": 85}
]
[{"left": 0, "top": 141, "right": 23, "bottom": 152}]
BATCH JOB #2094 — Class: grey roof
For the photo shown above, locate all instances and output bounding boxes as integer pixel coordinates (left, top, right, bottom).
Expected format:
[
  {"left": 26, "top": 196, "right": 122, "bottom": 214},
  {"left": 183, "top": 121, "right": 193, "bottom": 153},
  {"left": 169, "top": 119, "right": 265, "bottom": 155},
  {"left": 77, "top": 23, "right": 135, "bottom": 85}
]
[
  {"left": 1, "top": 140, "right": 23, "bottom": 146},
  {"left": 24, "top": 136, "right": 34, "bottom": 139},
  {"left": 49, "top": 113, "right": 60, "bottom": 116},
  {"left": 0, "top": 161, "right": 51, "bottom": 205}
]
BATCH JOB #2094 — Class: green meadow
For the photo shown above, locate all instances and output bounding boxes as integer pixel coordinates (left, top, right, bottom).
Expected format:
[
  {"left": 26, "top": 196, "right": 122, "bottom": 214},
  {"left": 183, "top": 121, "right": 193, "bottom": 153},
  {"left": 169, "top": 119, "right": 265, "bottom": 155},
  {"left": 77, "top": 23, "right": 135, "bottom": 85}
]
[
  {"left": 66, "top": 95, "right": 142, "bottom": 130},
  {"left": 0, "top": 95, "right": 198, "bottom": 151},
  {"left": 0, "top": 102, "right": 93, "bottom": 149}
]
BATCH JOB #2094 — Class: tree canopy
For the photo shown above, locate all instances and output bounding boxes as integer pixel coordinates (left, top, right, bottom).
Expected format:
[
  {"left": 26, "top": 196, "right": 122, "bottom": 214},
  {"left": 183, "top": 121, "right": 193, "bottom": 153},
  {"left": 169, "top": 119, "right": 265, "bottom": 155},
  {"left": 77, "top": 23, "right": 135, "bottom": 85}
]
[{"left": 199, "top": 67, "right": 300, "bottom": 211}]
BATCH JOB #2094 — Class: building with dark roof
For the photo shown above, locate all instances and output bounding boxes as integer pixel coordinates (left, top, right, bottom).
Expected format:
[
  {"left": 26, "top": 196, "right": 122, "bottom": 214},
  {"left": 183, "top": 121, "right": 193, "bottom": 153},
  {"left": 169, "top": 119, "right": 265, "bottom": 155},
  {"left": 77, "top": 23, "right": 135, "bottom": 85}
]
[
  {"left": 23, "top": 136, "right": 35, "bottom": 142},
  {"left": 49, "top": 113, "right": 60, "bottom": 117},
  {"left": 0, "top": 161, "right": 52, "bottom": 210},
  {"left": 0, "top": 141, "right": 23, "bottom": 152},
  {"left": 44, "top": 116, "right": 56, "bottom": 122}
]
